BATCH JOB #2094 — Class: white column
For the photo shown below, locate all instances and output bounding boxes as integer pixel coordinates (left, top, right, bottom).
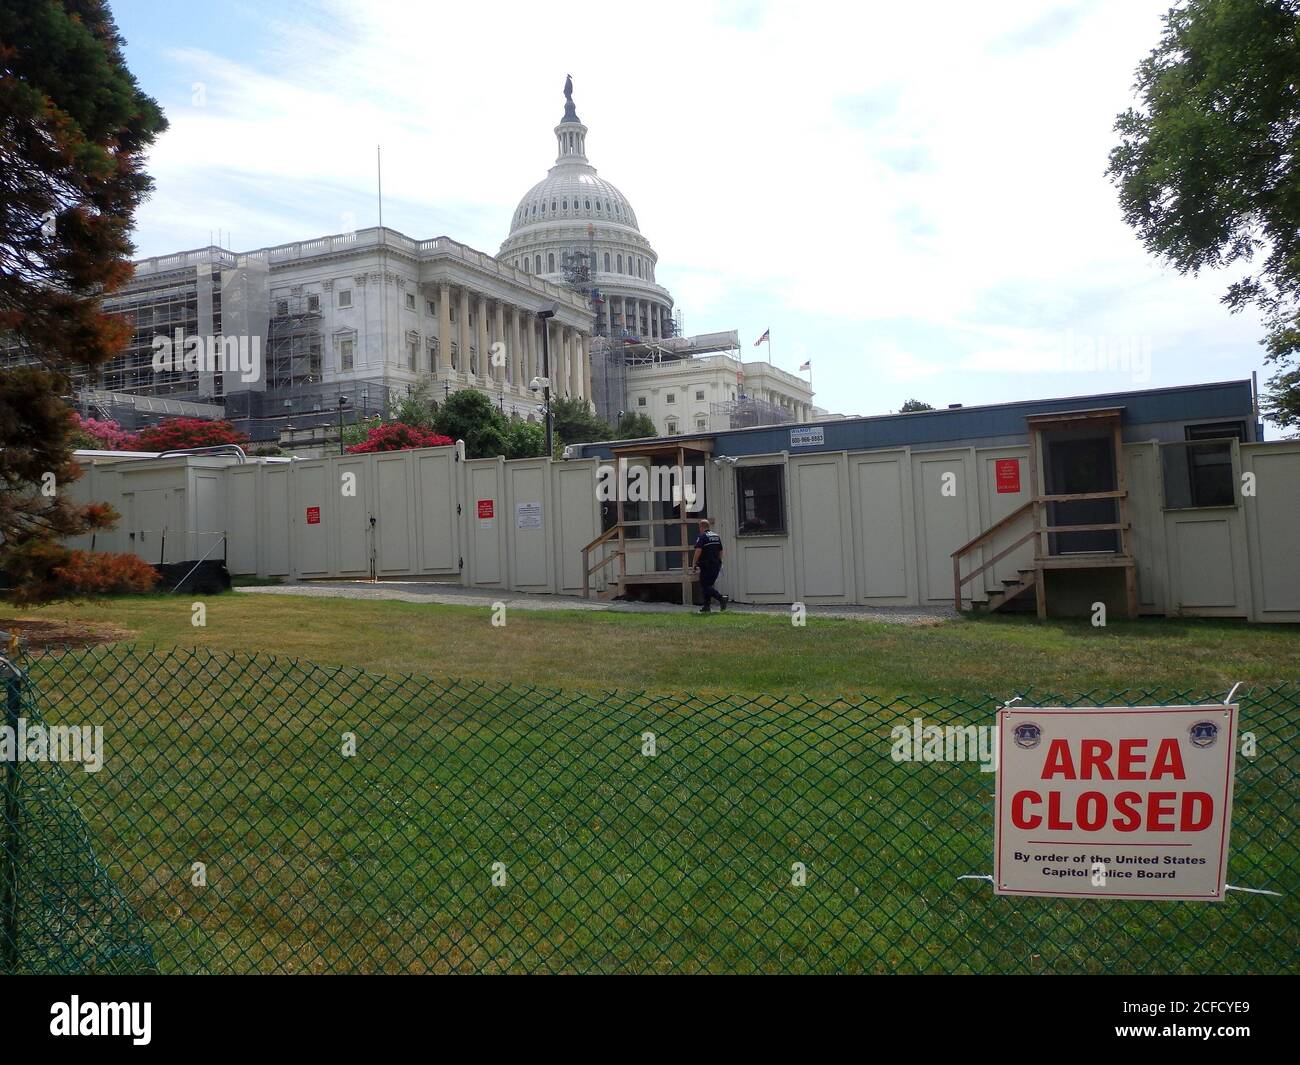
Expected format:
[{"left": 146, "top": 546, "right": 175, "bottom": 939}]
[
  {"left": 570, "top": 328, "right": 580, "bottom": 398},
  {"left": 476, "top": 295, "right": 489, "bottom": 378},
  {"left": 457, "top": 286, "right": 470, "bottom": 375},
  {"left": 510, "top": 306, "right": 523, "bottom": 390},
  {"left": 569, "top": 327, "right": 579, "bottom": 397},
  {"left": 580, "top": 333, "right": 591, "bottom": 400},
  {"left": 438, "top": 283, "right": 451, "bottom": 375},
  {"left": 561, "top": 326, "right": 572, "bottom": 397},
  {"left": 493, "top": 301, "right": 506, "bottom": 385}
]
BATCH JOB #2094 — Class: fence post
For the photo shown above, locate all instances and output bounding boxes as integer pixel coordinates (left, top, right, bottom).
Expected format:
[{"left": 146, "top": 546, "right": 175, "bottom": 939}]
[{"left": 1, "top": 667, "right": 19, "bottom": 973}]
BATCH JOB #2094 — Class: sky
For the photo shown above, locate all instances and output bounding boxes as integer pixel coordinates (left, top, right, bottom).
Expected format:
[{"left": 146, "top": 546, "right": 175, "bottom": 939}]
[{"left": 110, "top": 0, "right": 1275, "bottom": 429}]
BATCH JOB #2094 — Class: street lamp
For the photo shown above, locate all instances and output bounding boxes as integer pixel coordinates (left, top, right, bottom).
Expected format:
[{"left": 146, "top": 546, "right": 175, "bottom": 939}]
[
  {"left": 337, "top": 394, "right": 349, "bottom": 455},
  {"left": 537, "top": 303, "right": 558, "bottom": 455}
]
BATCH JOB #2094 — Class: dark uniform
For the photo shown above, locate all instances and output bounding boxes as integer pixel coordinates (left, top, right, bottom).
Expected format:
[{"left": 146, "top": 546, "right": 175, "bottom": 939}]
[{"left": 694, "top": 529, "right": 726, "bottom": 610}]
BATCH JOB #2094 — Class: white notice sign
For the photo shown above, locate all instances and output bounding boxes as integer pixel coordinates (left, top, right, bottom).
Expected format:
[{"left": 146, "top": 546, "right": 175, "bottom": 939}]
[
  {"left": 790, "top": 426, "right": 824, "bottom": 448},
  {"left": 994, "top": 704, "right": 1236, "bottom": 901},
  {"left": 516, "top": 501, "right": 542, "bottom": 530}
]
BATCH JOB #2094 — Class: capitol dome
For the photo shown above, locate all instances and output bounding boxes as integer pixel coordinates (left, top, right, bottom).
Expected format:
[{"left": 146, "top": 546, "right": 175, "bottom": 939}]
[
  {"left": 499, "top": 77, "right": 674, "bottom": 342},
  {"left": 507, "top": 170, "right": 639, "bottom": 236}
]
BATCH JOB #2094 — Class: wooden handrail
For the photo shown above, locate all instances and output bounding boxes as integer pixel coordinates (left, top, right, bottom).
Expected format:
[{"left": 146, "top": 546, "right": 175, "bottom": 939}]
[
  {"left": 581, "top": 515, "right": 703, "bottom": 555},
  {"left": 581, "top": 524, "right": 621, "bottom": 555},
  {"left": 586, "top": 548, "right": 624, "bottom": 577},
  {"left": 951, "top": 490, "right": 1134, "bottom": 609},
  {"left": 1040, "top": 522, "right": 1129, "bottom": 534},
  {"left": 954, "top": 528, "right": 1039, "bottom": 610},
  {"left": 1037, "top": 489, "right": 1126, "bottom": 502},
  {"left": 950, "top": 500, "right": 1034, "bottom": 559},
  {"left": 957, "top": 527, "right": 1039, "bottom": 592},
  {"left": 949, "top": 491, "right": 1127, "bottom": 562},
  {"left": 583, "top": 541, "right": 622, "bottom": 598},
  {"left": 952, "top": 501, "right": 1037, "bottom": 610},
  {"left": 582, "top": 516, "right": 704, "bottom": 597}
]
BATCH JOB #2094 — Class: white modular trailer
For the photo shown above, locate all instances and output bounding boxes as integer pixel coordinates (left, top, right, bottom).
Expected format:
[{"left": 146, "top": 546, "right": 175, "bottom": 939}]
[
  {"left": 68, "top": 424, "right": 1300, "bottom": 622},
  {"left": 702, "top": 439, "right": 1300, "bottom": 621},
  {"left": 66, "top": 455, "right": 231, "bottom": 565},
  {"left": 716, "top": 444, "right": 1034, "bottom": 608},
  {"left": 70, "top": 445, "right": 602, "bottom": 595}
]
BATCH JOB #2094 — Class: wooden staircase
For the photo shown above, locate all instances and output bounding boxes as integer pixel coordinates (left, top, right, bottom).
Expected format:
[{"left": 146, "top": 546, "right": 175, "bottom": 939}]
[
  {"left": 582, "top": 517, "right": 699, "bottom": 604},
  {"left": 990, "top": 567, "right": 1039, "bottom": 612},
  {"left": 952, "top": 496, "right": 1138, "bottom": 619},
  {"left": 953, "top": 406, "right": 1140, "bottom": 620}
]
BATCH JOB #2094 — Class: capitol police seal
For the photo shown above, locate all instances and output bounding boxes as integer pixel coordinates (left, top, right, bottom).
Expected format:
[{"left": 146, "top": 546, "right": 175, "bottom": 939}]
[
  {"left": 1012, "top": 722, "right": 1042, "bottom": 749},
  {"left": 1188, "top": 720, "right": 1219, "bottom": 749}
]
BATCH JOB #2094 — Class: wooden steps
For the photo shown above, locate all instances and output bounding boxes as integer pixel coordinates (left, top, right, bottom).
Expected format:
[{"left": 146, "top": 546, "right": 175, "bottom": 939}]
[{"left": 985, "top": 569, "right": 1037, "bottom": 613}]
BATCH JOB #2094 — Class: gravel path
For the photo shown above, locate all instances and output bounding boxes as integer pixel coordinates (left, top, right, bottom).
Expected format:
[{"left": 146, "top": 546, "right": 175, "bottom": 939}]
[{"left": 236, "top": 581, "right": 958, "bottom": 625}]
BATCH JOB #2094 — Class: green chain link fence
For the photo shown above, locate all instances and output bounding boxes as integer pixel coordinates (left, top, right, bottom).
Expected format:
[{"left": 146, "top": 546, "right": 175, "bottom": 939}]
[{"left": 2, "top": 644, "right": 1296, "bottom": 973}]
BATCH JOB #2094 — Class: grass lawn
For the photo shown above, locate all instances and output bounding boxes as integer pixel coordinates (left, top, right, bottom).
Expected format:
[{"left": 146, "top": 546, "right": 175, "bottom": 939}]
[
  {"left": 24, "top": 644, "right": 1298, "bottom": 974},
  {"left": 9, "top": 592, "right": 1298, "bottom": 974},
  {"left": 10, "top": 589, "right": 1300, "bottom": 697}
]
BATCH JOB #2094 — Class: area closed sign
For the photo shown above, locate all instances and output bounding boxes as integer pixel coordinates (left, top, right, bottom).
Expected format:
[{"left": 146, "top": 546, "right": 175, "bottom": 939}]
[{"left": 994, "top": 704, "right": 1236, "bottom": 901}]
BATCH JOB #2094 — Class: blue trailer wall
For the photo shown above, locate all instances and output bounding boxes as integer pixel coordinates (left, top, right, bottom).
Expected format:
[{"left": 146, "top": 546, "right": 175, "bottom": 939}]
[{"left": 577, "top": 379, "right": 1258, "bottom": 460}]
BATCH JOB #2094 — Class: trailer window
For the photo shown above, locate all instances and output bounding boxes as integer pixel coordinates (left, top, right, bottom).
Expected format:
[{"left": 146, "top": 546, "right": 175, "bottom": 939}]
[
  {"left": 1185, "top": 421, "right": 1246, "bottom": 443},
  {"left": 736, "top": 465, "right": 786, "bottom": 535},
  {"left": 1161, "top": 440, "right": 1236, "bottom": 509}
]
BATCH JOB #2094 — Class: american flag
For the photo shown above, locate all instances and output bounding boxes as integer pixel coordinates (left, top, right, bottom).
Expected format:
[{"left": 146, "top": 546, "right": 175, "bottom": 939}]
[
  {"left": 799, "top": 359, "right": 811, "bottom": 371},
  {"left": 754, "top": 329, "right": 769, "bottom": 346}
]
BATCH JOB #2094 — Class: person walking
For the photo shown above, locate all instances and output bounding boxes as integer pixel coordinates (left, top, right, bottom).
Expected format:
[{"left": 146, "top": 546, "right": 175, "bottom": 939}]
[{"left": 691, "top": 518, "right": 727, "bottom": 613}]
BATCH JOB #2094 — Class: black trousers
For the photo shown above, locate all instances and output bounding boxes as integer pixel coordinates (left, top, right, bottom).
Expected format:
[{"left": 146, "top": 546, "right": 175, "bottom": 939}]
[{"left": 699, "top": 568, "right": 724, "bottom": 605}]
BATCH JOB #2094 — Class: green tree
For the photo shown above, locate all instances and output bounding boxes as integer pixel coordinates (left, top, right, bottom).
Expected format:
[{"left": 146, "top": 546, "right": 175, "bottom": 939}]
[
  {"left": 551, "top": 396, "right": 610, "bottom": 447},
  {"left": 341, "top": 414, "right": 382, "bottom": 448},
  {"left": 1107, "top": 0, "right": 1300, "bottom": 427},
  {"left": 899, "top": 398, "right": 935, "bottom": 413},
  {"left": 389, "top": 378, "right": 438, "bottom": 429},
  {"left": 432, "top": 388, "right": 510, "bottom": 458},
  {"left": 616, "top": 411, "right": 659, "bottom": 438},
  {"left": 0, "top": 369, "right": 118, "bottom": 595},
  {"left": 0, "top": 0, "right": 167, "bottom": 599},
  {"left": 503, "top": 419, "right": 546, "bottom": 459}
]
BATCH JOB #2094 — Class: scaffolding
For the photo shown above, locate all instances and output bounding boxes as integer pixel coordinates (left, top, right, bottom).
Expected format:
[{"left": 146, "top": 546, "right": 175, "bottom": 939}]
[
  {"left": 77, "top": 388, "right": 226, "bottom": 423},
  {"left": 588, "top": 337, "right": 629, "bottom": 427},
  {"left": 710, "top": 394, "right": 798, "bottom": 430},
  {"left": 223, "top": 379, "right": 401, "bottom": 442},
  {"left": 266, "top": 292, "right": 323, "bottom": 392}
]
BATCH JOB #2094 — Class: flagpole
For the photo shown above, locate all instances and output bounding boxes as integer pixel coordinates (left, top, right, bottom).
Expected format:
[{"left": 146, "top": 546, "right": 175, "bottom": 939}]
[{"left": 768, "top": 329, "right": 772, "bottom": 365}]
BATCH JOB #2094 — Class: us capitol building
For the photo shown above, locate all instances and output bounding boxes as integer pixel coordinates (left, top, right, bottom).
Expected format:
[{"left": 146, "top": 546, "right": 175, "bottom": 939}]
[{"left": 11, "top": 79, "right": 820, "bottom": 444}]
